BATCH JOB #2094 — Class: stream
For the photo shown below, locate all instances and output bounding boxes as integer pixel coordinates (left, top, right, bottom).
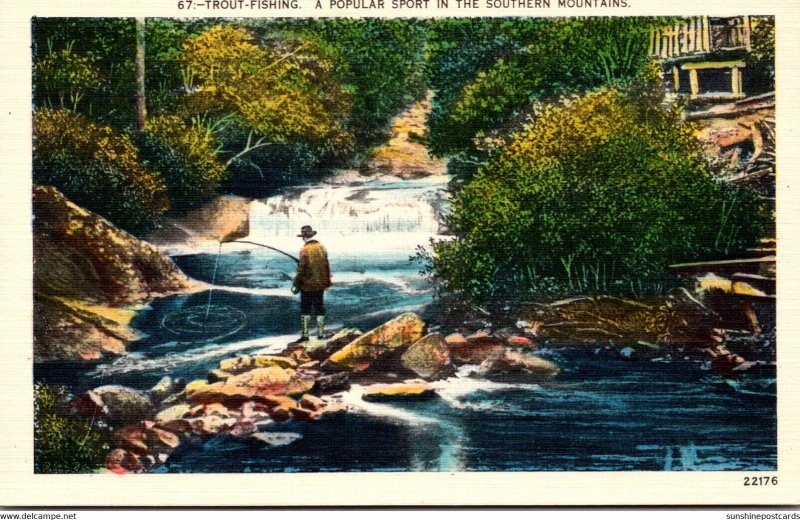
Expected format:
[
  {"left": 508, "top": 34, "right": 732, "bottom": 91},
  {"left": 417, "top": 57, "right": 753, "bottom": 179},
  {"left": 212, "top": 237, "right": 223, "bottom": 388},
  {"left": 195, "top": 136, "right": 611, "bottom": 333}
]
[{"left": 39, "top": 174, "right": 777, "bottom": 472}]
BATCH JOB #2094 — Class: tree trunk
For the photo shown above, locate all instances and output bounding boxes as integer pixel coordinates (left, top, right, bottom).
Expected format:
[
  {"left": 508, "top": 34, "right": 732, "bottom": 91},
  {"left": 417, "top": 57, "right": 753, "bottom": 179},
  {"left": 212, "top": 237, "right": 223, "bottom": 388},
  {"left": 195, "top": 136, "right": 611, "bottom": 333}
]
[{"left": 134, "top": 17, "right": 147, "bottom": 131}]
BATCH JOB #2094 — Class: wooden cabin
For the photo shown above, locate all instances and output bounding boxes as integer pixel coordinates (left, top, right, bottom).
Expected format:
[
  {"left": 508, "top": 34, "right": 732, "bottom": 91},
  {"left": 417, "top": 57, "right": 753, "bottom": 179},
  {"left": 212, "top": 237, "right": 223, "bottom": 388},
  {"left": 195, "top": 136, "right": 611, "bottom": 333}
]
[{"left": 650, "top": 17, "right": 753, "bottom": 100}]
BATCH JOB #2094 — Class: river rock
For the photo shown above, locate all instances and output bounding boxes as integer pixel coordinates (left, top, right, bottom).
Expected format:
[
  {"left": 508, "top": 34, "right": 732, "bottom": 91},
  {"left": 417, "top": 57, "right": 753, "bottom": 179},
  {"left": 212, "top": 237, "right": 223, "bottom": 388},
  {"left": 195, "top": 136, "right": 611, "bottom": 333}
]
[
  {"left": 328, "top": 313, "right": 426, "bottom": 371},
  {"left": 483, "top": 349, "right": 560, "bottom": 378},
  {"left": 189, "top": 414, "right": 238, "bottom": 435},
  {"left": 155, "top": 404, "right": 191, "bottom": 424},
  {"left": 449, "top": 336, "right": 506, "bottom": 365},
  {"left": 299, "top": 394, "right": 325, "bottom": 411},
  {"left": 149, "top": 427, "right": 181, "bottom": 450},
  {"left": 149, "top": 376, "right": 186, "bottom": 404},
  {"left": 250, "top": 432, "right": 303, "bottom": 447},
  {"left": 303, "top": 328, "right": 364, "bottom": 361},
  {"left": 114, "top": 425, "right": 151, "bottom": 455},
  {"left": 401, "top": 334, "right": 453, "bottom": 380},
  {"left": 105, "top": 448, "right": 142, "bottom": 473},
  {"left": 219, "top": 354, "right": 297, "bottom": 374},
  {"left": 507, "top": 336, "right": 534, "bottom": 347},
  {"left": 288, "top": 405, "right": 319, "bottom": 421},
  {"left": 208, "top": 369, "right": 234, "bottom": 383},
  {"left": 240, "top": 401, "right": 273, "bottom": 423},
  {"left": 70, "top": 390, "right": 108, "bottom": 417},
  {"left": 268, "top": 405, "right": 292, "bottom": 422},
  {"left": 361, "top": 382, "right": 437, "bottom": 402},
  {"left": 311, "top": 372, "right": 351, "bottom": 395},
  {"left": 444, "top": 333, "right": 467, "bottom": 346},
  {"left": 90, "top": 385, "right": 153, "bottom": 423}
]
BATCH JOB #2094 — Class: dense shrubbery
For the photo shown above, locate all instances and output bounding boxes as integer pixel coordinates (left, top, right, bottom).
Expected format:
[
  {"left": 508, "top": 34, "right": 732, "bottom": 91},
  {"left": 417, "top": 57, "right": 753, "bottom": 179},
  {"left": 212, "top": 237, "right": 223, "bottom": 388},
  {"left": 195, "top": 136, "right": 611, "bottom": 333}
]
[
  {"left": 426, "top": 18, "right": 665, "bottom": 179},
  {"left": 33, "top": 109, "right": 169, "bottom": 231},
  {"left": 34, "top": 384, "right": 108, "bottom": 473},
  {"left": 137, "top": 114, "right": 227, "bottom": 213},
  {"left": 430, "top": 77, "right": 764, "bottom": 303}
]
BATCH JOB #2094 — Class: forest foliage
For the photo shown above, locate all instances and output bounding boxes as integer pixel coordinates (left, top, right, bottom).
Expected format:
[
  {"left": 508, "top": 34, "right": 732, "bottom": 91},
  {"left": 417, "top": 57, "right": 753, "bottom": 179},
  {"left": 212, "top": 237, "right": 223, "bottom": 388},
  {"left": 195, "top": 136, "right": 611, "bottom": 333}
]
[
  {"left": 31, "top": 17, "right": 770, "bottom": 299},
  {"left": 423, "top": 18, "right": 769, "bottom": 302},
  {"left": 31, "top": 18, "right": 428, "bottom": 229},
  {"left": 34, "top": 384, "right": 109, "bottom": 473}
]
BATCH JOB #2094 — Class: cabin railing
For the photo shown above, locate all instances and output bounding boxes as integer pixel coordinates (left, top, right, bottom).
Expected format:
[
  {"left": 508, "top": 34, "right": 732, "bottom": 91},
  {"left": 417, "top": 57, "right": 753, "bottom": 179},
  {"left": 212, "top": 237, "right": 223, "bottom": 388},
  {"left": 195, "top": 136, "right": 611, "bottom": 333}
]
[{"left": 649, "top": 16, "right": 751, "bottom": 59}]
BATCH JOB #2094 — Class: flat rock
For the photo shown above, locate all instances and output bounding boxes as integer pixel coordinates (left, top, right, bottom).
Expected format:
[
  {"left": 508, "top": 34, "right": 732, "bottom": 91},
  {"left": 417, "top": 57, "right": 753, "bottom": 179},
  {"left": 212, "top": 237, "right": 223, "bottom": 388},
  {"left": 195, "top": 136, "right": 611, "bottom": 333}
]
[
  {"left": 361, "top": 382, "right": 437, "bottom": 402},
  {"left": 507, "top": 336, "right": 534, "bottom": 347},
  {"left": 219, "top": 354, "right": 297, "bottom": 374},
  {"left": 483, "top": 349, "right": 560, "bottom": 378},
  {"left": 328, "top": 313, "right": 426, "bottom": 371},
  {"left": 185, "top": 367, "right": 315, "bottom": 405},
  {"left": 155, "top": 404, "right": 192, "bottom": 424},
  {"left": 444, "top": 333, "right": 467, "bottom": 346},
  {"left": 401, "top": 334, "right": 454, "bottom": 380}
]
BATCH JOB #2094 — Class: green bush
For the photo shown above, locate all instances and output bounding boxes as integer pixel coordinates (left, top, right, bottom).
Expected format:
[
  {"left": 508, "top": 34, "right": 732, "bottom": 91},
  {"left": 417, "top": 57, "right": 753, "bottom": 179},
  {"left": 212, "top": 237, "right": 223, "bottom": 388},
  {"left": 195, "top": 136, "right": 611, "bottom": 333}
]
[
  {"left": 34, "top": 384, "right": 109, "bottom": 474},
  {"left": 431, "top": 78, "right": 764, "bottom": 303},
  {"left": 33, "top": 108, "right": 169, "bottom": 232},
  {"left": 137, "top": 114, "right": 227, "bottom": 213}
]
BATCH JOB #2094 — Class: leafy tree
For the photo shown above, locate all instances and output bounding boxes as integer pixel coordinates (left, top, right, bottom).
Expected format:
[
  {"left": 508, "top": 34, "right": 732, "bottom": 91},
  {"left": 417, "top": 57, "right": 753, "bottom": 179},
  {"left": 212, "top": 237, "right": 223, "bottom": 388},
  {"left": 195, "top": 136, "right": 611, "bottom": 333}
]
[{"left": 180, "top": 25, "right": 353, "bottom": 190}]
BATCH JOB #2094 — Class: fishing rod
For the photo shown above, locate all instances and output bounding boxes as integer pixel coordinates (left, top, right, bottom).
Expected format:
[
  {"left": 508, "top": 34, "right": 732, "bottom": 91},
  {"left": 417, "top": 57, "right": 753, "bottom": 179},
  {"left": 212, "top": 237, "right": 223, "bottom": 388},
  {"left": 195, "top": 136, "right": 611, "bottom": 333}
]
[{"left": 226, "top": 240, "right": 300, "bottom": 263}]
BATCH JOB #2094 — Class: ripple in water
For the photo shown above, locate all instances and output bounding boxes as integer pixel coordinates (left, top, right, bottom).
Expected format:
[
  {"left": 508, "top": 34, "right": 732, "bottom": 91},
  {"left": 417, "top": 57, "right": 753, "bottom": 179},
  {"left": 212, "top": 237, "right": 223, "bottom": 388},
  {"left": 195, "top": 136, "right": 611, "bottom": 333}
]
[{"left": 161, "top": 304, "right": 247, "bottom": 343}]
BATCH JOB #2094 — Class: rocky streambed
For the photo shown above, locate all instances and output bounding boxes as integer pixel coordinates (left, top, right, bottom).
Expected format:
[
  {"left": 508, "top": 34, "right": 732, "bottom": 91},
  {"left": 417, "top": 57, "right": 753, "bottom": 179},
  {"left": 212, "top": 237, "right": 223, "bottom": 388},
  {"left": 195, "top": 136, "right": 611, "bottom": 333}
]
[{"left": 68, "top": 312, "right": 564, "bottom": 473}]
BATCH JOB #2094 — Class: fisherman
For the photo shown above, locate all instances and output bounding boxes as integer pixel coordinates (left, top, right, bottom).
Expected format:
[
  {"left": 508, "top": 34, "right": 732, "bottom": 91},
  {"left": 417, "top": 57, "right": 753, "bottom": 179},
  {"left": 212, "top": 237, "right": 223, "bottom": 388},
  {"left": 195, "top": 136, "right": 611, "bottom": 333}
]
[{"left": 291, "top": 225, "right": 332, "bottom": 342}]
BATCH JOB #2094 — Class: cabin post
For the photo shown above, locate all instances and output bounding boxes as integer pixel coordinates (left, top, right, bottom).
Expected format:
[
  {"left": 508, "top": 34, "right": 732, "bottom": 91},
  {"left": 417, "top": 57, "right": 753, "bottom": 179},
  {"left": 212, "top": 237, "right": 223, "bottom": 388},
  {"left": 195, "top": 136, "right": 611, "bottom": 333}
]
[
  {"left": 689, "top": 69, "right": 700, "bottom": 98},
  {"left": 731, "top": 66, "right": 743, "bottom": 97}
]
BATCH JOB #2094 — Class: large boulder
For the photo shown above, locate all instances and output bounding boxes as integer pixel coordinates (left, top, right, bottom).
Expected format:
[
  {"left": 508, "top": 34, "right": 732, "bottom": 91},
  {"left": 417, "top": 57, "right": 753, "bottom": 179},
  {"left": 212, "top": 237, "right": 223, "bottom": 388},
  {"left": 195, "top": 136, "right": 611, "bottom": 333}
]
[
  {"left": 33, "top": 186, "right": 194, "bottom": 363},
  {"left": 361, "top": 382, "right": 437, "bottom": 402},
  {"left": 145, "top": 195, "right": 251, "bottom": 252},
  {"left": 401, "top": 334, "right": 454, "bottom": 380},
  {"left": 328, "top": 313, "right": 426, "bottom": 371},
  {"left": 77, "top": 385, "right": 153, "bottom": 424},
  {"left": 185, "top": 366, "right": 315, "bottom": 406}
]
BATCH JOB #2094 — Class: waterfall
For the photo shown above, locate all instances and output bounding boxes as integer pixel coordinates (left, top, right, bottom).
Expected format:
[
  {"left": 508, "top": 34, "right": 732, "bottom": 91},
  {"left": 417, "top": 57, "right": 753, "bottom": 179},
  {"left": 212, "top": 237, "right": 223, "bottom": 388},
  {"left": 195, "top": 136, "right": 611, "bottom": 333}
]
[{"left": 247, "top": 175, "right": 450, "bottom": 255}]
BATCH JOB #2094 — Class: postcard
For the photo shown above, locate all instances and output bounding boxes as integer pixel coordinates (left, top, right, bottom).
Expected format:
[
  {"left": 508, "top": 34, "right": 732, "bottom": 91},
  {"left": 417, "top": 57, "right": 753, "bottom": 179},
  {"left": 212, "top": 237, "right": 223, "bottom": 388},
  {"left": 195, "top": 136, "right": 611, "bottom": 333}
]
[{"left": 1, "top": 0, "right": 799, "bottom": 506}]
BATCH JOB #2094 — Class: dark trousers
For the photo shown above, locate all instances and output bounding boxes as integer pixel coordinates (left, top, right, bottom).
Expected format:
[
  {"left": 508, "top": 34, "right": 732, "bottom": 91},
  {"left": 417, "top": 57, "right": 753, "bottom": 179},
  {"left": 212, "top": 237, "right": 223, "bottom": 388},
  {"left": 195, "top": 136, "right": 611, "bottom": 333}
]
[{"left": 300, "top": 290, "right": 325, "bottom": 316}]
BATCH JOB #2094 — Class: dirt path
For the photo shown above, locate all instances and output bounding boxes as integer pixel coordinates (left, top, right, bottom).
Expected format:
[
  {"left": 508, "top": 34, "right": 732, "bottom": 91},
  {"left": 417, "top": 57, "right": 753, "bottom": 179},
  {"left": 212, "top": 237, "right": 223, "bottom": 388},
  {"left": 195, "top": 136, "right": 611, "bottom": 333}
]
[{"left": 363, "top": 94, "right": 447, "bottom": 179}]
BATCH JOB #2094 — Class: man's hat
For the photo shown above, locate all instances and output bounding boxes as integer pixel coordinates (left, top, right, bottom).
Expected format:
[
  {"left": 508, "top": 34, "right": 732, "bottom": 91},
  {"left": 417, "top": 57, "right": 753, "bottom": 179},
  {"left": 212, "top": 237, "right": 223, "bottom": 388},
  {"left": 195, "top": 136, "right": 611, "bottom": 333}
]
[{"left": 297, "top": 225, "right": 317, "bottom": 238}]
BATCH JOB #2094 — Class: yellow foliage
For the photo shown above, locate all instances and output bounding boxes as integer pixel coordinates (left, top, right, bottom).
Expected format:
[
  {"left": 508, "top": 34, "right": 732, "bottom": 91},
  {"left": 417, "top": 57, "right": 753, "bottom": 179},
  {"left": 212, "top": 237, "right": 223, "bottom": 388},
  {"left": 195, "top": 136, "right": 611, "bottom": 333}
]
[
  {"left": 33, "top": 108, "right": 169, "bottom": 230},
  {"left": 182, "top": 25, "right": 352, "bottom": 146}
]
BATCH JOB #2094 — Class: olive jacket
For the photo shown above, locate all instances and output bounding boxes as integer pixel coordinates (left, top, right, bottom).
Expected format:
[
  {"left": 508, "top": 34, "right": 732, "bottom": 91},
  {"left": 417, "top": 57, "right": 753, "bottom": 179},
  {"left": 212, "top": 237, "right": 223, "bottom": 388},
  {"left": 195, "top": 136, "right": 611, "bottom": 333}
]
[{"left": 294, "top": 240, "right": 332, "bottom": 292}]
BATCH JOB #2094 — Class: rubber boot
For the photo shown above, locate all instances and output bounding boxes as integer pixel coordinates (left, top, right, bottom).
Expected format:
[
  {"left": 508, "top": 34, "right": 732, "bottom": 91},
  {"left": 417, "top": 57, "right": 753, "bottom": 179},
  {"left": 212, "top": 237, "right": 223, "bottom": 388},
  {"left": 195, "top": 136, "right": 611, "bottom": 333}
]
[
  {"left": 299, "top": 315, "right": 311, "bottom": 342},
  {"left": 317, "top": 315, "right": 326, "bottom": 340}
]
